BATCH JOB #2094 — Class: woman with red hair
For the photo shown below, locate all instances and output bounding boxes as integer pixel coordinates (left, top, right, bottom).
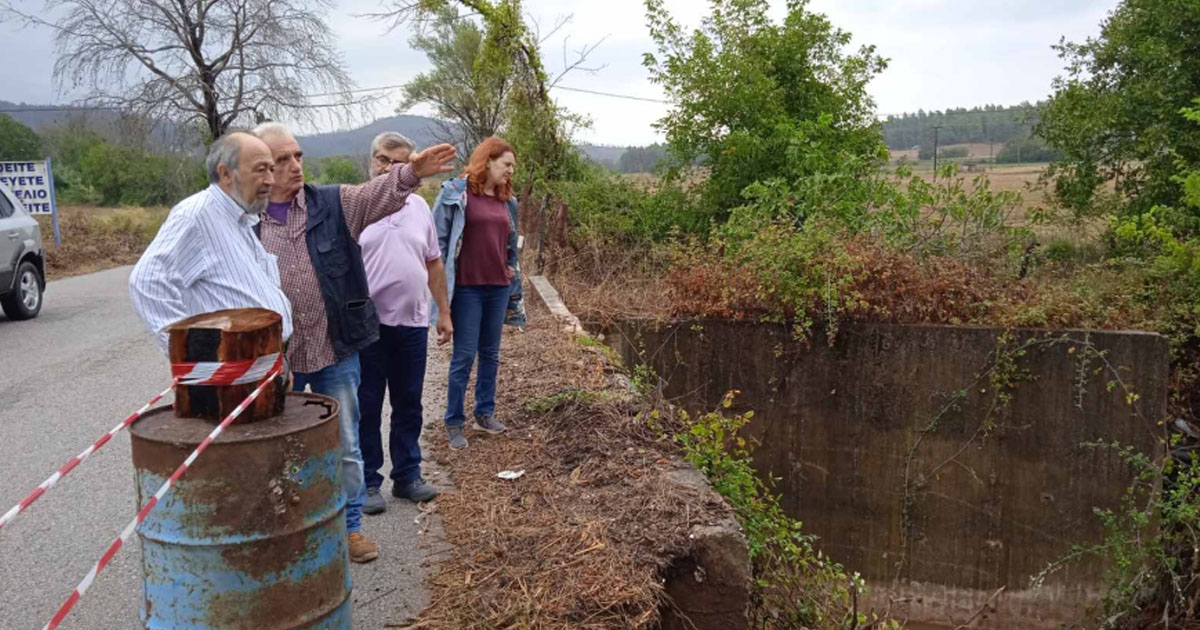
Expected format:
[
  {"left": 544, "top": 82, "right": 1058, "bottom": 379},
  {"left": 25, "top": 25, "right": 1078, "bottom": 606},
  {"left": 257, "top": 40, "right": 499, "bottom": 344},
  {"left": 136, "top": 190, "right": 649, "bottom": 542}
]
[{"left": 431, "top": 136, "right": 522, "bottom": 450}]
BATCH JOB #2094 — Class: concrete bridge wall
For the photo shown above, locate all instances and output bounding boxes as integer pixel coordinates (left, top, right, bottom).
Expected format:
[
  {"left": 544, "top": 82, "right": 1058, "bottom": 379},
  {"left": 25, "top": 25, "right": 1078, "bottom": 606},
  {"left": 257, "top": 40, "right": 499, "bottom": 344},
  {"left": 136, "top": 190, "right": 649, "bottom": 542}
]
[{"left": 605, "top": 319, "right": 1169, "bottom": 628}]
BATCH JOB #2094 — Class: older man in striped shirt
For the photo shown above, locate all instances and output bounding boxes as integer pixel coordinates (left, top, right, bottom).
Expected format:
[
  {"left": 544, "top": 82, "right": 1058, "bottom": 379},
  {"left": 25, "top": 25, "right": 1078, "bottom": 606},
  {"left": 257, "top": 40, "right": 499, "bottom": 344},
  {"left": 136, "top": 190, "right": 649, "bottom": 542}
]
[
  {"left": 252, "top": 122, "right": 455, "bottom": 564},
  {"left": 130, "top": 131, "right": 293, "bottom": 351}
]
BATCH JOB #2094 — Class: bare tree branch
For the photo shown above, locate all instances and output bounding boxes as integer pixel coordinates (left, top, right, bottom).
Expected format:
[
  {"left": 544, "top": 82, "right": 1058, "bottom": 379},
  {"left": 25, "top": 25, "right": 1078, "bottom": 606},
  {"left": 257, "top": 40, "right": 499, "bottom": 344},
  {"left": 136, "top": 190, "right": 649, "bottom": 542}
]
[
  {"left": 550, "top": 35, "right": 607, "bottom": 88},
  {"left": 2, "top": 0, "right": 373, "bottom": 142}
]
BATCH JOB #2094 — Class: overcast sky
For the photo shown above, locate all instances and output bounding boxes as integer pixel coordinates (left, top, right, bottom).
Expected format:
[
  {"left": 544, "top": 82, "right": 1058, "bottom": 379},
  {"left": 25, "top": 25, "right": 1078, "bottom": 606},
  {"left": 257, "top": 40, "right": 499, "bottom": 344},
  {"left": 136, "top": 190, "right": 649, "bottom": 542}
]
[{"left": 0, "top": 0, "right": 1119, "bottom": 147}]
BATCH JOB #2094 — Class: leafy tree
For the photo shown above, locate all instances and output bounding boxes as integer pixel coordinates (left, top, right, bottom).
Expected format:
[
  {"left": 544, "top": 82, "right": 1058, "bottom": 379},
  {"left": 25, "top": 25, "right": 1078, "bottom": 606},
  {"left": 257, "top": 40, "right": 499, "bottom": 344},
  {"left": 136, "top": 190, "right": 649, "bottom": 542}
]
[
  {"left": 380, "top": 0, "right": 589, "bottom": 195},
  {"left": 316, "top": 156, "right": 364, "bottom": 185},
  {"left": 1038, "top": 0, "right": 1200, "bottom": 221},
  {"left": 995, "top": 136, "right": 1062, "bottom": 164},
  {"left": 0, "top": 114, "right": 44, "bottom": 160},
  {"left": 643, "top": 0, "right": 888, "bottom": 214},
  {"left": 402, "top": 8, "right": 509, "bottom": 154}
]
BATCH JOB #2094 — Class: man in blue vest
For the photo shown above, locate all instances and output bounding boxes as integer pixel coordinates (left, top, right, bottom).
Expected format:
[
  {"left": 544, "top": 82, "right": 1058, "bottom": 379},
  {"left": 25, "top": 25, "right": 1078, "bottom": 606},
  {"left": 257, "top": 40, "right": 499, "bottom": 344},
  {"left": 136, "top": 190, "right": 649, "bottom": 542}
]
[{"left": 252, "top": 122, "right": 455, "bottom": 563}]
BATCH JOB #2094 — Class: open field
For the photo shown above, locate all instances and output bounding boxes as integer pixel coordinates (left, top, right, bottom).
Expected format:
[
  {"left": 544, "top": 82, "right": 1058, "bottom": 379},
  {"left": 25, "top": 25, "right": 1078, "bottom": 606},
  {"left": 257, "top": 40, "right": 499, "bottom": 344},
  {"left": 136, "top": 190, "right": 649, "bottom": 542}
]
[{"left": 905, "top": 162, "right": 1051, "bottom": 203}]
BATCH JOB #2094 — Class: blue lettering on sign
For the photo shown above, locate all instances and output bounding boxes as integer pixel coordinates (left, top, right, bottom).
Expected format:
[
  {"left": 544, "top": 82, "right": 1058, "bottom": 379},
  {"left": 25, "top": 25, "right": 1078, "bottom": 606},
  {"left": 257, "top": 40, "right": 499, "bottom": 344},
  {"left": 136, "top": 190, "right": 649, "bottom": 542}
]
[{"left": 13, "top": 189, "right": 48, "bottom": 200}]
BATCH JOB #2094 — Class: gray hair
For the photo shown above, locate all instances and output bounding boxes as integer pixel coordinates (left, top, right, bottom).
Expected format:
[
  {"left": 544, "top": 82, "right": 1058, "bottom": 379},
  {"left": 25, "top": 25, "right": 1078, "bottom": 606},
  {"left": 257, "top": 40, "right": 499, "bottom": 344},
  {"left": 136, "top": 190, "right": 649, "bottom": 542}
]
[
  {"left": 206, "top": 132, "right": 248, "bottom": 183},
  {"left": 252, "top": 121, "right": 293, "bottom": 140},
  {"left": 370, "top": 131, "right": 416, "bottom": 159}
]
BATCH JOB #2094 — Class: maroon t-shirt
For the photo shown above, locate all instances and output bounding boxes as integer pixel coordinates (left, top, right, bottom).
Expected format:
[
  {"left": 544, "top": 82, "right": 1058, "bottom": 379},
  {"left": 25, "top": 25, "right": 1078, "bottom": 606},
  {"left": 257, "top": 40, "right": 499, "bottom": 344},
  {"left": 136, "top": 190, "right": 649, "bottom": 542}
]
[{"left": 456, "top": 191, "right": 511, "bottom": 286}]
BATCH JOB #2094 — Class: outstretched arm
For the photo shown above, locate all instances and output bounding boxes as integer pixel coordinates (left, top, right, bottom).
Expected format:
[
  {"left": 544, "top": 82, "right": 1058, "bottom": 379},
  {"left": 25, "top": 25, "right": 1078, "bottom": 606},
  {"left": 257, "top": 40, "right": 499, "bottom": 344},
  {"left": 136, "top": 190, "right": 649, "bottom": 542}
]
[{"left": 339, "top": 144, "right": 458, "bottom": 239}]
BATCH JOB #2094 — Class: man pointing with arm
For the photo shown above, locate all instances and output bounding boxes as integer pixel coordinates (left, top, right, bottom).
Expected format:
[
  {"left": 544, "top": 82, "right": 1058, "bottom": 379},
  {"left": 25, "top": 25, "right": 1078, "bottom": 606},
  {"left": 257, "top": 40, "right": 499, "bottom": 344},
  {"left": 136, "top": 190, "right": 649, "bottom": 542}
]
[{"left": 251, "top": 122, "right": 455, "bottom": 563}]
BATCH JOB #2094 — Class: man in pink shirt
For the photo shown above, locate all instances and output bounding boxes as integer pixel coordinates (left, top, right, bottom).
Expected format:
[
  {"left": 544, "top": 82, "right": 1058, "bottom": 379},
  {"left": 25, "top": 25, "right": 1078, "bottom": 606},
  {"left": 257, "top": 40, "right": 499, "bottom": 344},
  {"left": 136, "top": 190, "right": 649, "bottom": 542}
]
[{"left": 357, "top": 132, "right": 453, "bottom": 513}]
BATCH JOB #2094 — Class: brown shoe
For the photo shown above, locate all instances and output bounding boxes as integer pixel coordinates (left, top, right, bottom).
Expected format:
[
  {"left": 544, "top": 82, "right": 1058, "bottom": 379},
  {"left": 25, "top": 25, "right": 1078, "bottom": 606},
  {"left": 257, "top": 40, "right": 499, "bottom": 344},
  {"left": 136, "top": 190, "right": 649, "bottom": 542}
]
[{"left": 348, "top": 532, "right": 378, "bottom": 563}]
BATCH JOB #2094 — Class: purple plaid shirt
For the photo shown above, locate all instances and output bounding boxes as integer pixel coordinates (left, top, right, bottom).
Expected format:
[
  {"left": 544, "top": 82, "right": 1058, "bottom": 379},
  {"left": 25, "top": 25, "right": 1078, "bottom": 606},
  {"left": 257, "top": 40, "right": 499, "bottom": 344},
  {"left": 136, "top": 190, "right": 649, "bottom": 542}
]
[{"left": 260, "top": 164, "right": 422, "bottom": 373}]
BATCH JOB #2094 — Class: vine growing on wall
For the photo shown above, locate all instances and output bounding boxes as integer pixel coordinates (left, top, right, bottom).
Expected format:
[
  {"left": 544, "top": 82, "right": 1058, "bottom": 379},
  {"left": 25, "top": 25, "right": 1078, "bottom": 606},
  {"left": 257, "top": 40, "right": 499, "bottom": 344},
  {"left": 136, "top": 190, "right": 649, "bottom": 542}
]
[{"left": 894, "top": 328, "right": 1171, "bottom": 629}]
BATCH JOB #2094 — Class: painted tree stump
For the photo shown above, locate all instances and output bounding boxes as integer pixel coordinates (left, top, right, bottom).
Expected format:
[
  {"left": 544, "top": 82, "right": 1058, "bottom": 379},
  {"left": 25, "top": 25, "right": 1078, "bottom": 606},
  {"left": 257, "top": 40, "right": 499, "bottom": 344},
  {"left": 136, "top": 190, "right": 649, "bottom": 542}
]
[{"left": 167, "top": 308, "right": 287, "bottom": 423}]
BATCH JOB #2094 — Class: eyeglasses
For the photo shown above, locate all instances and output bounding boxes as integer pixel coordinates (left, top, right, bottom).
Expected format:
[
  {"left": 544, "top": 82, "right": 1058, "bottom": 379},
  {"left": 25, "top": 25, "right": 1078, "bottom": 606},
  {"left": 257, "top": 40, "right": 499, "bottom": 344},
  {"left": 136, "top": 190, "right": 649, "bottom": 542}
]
[{"left": 374, "top": 155, "right": 408, "bottom": 167}]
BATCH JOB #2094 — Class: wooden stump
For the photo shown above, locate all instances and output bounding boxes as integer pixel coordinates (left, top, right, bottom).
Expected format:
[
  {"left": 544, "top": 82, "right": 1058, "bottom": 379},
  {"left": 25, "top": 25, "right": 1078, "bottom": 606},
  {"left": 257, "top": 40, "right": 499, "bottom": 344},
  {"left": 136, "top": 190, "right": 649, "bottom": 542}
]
[{"left": 167, "top": 308, "right": 287, "bottom": 423}]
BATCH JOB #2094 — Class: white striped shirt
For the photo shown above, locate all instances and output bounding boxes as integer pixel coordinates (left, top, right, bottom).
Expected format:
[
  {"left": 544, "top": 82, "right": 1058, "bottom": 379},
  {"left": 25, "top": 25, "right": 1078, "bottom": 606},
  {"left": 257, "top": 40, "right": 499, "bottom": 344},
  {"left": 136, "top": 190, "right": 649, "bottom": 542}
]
[{"left": 129, "top": 184, "right": 294, "bottom": 353}]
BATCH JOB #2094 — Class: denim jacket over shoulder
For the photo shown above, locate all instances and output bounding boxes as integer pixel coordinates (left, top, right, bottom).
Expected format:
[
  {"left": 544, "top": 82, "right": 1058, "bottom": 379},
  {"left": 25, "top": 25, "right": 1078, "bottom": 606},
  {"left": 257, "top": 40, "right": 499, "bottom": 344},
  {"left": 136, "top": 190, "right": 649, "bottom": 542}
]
[{"left": 430, "top": 176, "right": 525, "bottom": 327}]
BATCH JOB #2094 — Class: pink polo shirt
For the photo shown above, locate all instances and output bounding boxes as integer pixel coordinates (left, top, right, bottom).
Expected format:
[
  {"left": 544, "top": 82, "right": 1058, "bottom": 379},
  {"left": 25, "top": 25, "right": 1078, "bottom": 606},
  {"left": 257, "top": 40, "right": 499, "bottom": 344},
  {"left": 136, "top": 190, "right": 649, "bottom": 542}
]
[{"left": 358, "top": 194, "right": 441, "bottom": 328}]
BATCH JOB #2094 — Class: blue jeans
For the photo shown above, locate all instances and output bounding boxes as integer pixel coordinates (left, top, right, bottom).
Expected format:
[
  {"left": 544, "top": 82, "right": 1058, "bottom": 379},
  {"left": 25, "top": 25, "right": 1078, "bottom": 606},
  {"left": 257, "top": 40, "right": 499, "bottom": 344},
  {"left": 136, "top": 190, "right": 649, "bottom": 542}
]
[
  {"left": 358, "top": 325, "right": 428, "bottom": 489},
  {"left": 293, "top": 354, "right": 366, "bottom": 534},
  {"left": 445, "top": 285, "right": 509, "bottom": 427}
]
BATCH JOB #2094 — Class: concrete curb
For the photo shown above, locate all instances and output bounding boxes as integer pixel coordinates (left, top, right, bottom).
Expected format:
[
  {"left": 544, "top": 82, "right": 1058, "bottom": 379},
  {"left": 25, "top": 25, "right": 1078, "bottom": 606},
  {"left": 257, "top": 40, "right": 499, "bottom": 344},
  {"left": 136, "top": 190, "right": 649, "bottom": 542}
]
[{"left": 529, "top": 275, "right": 584, "bottom": 336}]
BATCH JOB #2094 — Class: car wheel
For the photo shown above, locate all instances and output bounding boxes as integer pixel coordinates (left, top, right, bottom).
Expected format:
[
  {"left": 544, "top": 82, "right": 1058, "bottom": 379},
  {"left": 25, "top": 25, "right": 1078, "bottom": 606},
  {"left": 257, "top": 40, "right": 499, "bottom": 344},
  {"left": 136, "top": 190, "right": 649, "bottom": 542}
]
[{"left": 1, "top": 261, "right": 43, "bottom": 320}]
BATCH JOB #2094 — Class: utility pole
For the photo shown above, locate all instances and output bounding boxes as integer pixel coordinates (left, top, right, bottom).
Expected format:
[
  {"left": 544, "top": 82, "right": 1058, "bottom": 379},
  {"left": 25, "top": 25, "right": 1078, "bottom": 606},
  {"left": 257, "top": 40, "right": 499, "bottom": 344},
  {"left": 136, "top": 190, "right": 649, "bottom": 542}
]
[
  {"left": 983, "top": 117, "right": 993, "bottom": 164},
  {"left": 932, "top": 125, "right": 943, "bottom": 178}
]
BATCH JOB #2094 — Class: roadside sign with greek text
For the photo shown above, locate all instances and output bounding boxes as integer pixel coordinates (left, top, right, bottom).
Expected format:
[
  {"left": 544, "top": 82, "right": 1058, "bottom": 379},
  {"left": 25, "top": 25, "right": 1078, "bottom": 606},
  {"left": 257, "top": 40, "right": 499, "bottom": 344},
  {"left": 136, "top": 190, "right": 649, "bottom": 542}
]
[{"left": 0, "top": 161, "right": 55, "bottom": 215}]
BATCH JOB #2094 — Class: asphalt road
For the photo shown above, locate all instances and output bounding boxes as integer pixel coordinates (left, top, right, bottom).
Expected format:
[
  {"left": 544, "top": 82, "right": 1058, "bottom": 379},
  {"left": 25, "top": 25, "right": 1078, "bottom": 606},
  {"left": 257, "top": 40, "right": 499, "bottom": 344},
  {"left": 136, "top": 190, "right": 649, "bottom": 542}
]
[{"left": 0, "top": 266, "right": 445, "bottom": 630}]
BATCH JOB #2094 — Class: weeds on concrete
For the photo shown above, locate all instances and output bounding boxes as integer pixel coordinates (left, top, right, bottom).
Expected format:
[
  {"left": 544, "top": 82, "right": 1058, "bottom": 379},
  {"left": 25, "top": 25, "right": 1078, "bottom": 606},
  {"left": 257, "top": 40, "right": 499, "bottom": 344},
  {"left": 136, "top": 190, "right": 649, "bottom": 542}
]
[{"left": 676, "top": 390, "right": 898, "bottom": 629}]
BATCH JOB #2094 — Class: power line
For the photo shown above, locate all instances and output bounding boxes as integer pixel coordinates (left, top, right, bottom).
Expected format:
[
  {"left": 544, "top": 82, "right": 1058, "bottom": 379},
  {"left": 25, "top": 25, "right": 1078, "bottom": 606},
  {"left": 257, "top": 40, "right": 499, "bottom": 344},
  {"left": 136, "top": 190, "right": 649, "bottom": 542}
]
[
  {"left": 549, "top": 85, "right": 669, "bottom": 104},
  {"left": 303, "top": 83, "right": 408, "bottom": 98},
  {"left": 0, "top": 81, "right": 670, "bottom": 114},
  {"left": 0, "top": 105, "right": 123, "bottom": 113}
]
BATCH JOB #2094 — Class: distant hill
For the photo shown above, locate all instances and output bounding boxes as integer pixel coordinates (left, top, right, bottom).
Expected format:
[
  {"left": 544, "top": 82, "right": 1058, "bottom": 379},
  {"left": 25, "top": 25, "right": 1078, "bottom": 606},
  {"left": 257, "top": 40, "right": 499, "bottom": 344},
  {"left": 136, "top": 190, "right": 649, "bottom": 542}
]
[
  {"left": 296, "top": 114, "right": 455, "bottom": 158},
  {"left": 1, "top": 101, "right": 128, "bottom": 137},
  {"left": 2, "top": 101, "right": 651, "bottom": 167},
  {"left": 0, "top": 102, "right": 452, "bottom": 155},
  {"left": 296, "top": 116, "right": 639, "bottom": 168},
  {"left": 298, "top": 116, "right": 632, "bottom": 166}
]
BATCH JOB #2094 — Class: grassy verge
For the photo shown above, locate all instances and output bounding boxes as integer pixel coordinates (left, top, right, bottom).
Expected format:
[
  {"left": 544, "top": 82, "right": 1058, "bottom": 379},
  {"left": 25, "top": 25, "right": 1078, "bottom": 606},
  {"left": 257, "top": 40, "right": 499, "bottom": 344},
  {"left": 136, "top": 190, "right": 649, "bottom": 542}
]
[{"left": 36, "top": 206, "right": 168, "bottom": 280}]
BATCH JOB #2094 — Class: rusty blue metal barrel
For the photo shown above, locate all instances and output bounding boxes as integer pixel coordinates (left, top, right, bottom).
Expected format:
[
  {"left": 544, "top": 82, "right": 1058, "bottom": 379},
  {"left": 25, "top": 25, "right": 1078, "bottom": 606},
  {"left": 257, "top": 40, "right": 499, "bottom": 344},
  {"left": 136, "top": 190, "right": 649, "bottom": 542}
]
[{"left": 130, "top": 393, "right": 351, "bottom": 629}]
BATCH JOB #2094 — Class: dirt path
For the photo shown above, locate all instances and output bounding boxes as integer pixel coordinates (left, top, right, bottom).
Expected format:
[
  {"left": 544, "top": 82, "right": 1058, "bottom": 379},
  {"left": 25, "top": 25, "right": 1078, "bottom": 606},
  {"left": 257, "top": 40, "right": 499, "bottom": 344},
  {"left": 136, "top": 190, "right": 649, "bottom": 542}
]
[{"left": 350, "top": 337, "right": 453, "bottom": 629}]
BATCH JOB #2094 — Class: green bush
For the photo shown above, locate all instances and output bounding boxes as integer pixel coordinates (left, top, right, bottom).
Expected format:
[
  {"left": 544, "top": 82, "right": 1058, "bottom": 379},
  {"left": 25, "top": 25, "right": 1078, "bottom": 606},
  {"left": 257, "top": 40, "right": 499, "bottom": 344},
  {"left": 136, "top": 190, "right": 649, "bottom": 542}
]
[
  {"left": 995, "top": 136, "right": 1062, "bottom": 164},
  {"left": 0, "top": 114, "right": 43, "bottom": 160},
  {"left": 316, "top": 156, "right": 365, "bottom": 185},
  {"left": 557, "top": 166, "right": 710, "bottom": 243},
  {"left": 76, "top": 142, "right": 203, "bottom": 207}
]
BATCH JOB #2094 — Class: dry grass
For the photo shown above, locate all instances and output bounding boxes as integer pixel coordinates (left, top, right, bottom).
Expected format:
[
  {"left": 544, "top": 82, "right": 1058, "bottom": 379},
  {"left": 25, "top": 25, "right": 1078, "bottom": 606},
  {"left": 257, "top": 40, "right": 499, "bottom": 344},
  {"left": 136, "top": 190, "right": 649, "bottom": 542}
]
[
  {"left": 898, "top": 163, "right": 1052, "bottom": 207},
  {"left": 540, "top": 236, "right": 674, "bottom": 326},
  {"left": 36, "top": 205, "right": 169, "bottom": 280},
  {"left": 398, "top": 297, "right": 732, "bottom": 630}
]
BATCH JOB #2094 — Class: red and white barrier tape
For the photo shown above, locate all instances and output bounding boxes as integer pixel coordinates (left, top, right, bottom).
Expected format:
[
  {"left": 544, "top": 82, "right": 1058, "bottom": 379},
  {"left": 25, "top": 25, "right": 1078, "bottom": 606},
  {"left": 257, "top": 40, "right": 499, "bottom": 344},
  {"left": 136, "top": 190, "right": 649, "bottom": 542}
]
[
  {"left": 171, "top": 352, "right": 283, "bottom": 386},
  {"left": 43, "top": 366, "right": 283, "bottom": 630},
  {"left": 0, "top": 381, "right": 178, "bottom": 533},
  {"left": 1, "top": 352, "right": 283, "bottom": 535}
]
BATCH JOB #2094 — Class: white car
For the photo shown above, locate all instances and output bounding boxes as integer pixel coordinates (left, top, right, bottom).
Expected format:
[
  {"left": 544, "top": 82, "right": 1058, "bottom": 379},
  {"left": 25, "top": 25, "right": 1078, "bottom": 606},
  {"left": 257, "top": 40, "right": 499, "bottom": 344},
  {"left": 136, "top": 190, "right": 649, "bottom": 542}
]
[{"left": 0, "top": 181, "right": 45, "bottom": 320}]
